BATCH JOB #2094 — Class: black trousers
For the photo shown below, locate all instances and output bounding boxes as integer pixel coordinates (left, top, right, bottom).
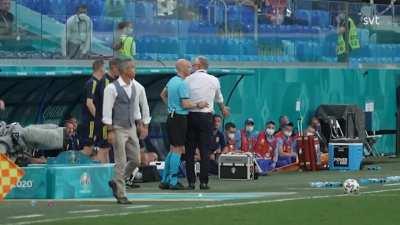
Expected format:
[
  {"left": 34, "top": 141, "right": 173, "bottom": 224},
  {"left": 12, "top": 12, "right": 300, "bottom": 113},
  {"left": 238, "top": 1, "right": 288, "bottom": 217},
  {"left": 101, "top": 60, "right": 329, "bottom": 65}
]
[{"left": 185, "top": 112, "right": 213, "bottom": 184}]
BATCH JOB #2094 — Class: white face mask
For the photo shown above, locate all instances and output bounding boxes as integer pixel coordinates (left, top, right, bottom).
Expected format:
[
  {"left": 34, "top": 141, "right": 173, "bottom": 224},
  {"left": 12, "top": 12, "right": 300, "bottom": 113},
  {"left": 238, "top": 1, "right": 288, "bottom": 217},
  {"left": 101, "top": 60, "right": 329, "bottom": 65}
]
[
  {"left": 228, "top": 133, "right": 235, "bottom": 140},
  {"left": 266, "top": 128, "right": 275, "bottom": 136},
  {"left": 246, "top": 126, "right": 254, "bottom": 133},
  {"left": 307, "top": 132, "right": 314, "bottom": 136},
  {"left": 284, "top": 131, "right": 292, "bottom": 137},
  {"left": 78, "top": 13, "right": 87, "bottom": 20},
  {"left": 124, "top": 27, "right": 133, "bottom": 34}
]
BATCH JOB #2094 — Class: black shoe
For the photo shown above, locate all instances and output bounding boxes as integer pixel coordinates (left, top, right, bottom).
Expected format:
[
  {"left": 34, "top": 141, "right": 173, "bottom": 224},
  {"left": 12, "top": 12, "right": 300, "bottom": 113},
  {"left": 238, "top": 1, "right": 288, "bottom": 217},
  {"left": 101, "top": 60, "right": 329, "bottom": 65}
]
[
  {"left": 117, "top": 197, "right": 132, "bottom": 204},
  {"left": 170, "top": 182, "right": 185, "bottom": 190},
  {"left": 200, "top": 183, "right": 210, "bottom": 190},
  {"left": 108, "top": 180, "right": 118, "bottom": 198},
  {"left": 187, "top": 183, "right": 195, "bottom": 190},
  {"left": 126, "top": 179, "right": 140, "bottom": 189},
  {"left": 126, "top": 183, "right": 141, "bottom": 189},
  {"left": 159, "top": 183, "right": 170, "bottom": 190}
]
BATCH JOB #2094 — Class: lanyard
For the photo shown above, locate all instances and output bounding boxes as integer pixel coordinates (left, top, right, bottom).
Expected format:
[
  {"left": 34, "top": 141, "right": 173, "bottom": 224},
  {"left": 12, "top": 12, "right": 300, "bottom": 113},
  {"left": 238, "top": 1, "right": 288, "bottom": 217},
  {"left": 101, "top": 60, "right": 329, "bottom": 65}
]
[{"left": 0, "top": 13, "right": 9, "bottom": 29}]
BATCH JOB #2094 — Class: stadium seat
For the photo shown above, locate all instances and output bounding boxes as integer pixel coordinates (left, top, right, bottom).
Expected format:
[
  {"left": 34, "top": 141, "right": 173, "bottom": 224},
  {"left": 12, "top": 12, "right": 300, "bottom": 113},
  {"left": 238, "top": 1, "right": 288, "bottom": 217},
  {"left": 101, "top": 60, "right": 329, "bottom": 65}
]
[{"left": 294, "top": 10, "right": 311, "bottom": 26}]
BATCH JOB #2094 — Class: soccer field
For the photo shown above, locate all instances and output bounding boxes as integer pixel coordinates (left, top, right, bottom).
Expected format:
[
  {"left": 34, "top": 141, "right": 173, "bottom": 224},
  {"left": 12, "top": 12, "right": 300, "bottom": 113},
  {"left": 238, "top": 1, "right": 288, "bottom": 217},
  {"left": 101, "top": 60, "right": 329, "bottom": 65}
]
[{"left": 1, "top": 158, "right": 400, "bottom": 225}]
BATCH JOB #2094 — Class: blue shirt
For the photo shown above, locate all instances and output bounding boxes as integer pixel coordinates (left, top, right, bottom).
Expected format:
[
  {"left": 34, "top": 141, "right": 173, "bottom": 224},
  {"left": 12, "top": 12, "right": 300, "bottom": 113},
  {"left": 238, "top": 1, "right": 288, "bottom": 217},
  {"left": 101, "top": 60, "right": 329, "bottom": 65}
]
[
  {"left": 210, "top": 129, "right": 226, "bottom": 152},
  {"left": 167, "top": 75, "right": 190, "bottom": 115}
]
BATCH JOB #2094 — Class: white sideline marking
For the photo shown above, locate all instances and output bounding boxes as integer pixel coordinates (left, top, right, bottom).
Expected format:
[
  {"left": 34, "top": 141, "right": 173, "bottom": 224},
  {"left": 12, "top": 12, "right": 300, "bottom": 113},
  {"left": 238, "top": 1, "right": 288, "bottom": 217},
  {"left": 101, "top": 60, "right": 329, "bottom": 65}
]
[
  {"left": 3, "top": 188, "right": 400, "bottom": 225},
  {"left": 9, "top": 215, "right": 43, "bottom": 220},
  {"left": 124, "top": 205, "right": 151, "bottom": 209},
  {"left": 68, "top": 209, "right": 101, "bottom": 214},
  {"left": 383, "top": 183, "right": 400, "bottom": 187}
]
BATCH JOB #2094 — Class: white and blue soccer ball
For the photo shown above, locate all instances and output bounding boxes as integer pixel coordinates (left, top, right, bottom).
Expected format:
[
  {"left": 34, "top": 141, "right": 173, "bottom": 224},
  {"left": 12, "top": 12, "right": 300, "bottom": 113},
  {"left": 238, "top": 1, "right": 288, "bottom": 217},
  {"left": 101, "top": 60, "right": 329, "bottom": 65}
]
[{"left": 343, "top": 179, "right": 360, "bottom": 194}]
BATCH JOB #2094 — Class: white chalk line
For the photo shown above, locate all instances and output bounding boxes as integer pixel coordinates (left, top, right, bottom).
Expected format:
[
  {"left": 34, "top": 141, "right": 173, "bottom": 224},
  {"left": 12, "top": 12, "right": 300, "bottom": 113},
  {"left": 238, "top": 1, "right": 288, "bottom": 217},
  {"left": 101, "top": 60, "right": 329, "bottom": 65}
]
[
  {"left": 2, "top": 188, "right": 400, "bottom": 225},
  {"left": 68, "top": 209, "right": 102, "bottom": 214},
  {"left": 8, "top": 214, "right": 44, "bottom": 220}
]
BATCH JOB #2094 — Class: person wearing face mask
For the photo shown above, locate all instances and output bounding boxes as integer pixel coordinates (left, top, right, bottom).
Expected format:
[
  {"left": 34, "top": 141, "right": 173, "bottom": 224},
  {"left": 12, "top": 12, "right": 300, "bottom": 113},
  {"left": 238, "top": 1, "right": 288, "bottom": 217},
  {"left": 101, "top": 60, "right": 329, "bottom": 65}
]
[
  {"left": 240, "top": 118, "right": 259, "bottom": 152},
  {"left": 65, "top": 5, "right": 92, "bottom": 59},
  {"left": 114, "top": 21, "right": 136, "bottom": 60},
  {"left": 0, "top": 0, "right": 13, "bottom": 36},
  {"left": 223, "top": 122, "right": 241, "bottom": 153},
  {"left": 254, "top": 121, "right": 279, "bottom": 170},
  {"left": 275, "top": 122, "right": 298, "bottom": 167}
]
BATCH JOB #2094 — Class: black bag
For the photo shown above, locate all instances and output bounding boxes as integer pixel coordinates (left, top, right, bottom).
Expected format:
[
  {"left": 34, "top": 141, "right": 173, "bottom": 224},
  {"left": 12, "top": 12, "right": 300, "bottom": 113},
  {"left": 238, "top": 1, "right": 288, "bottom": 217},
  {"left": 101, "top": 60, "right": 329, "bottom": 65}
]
[{"left": 140, "top": 165, "right": 160, "bottom": 183}]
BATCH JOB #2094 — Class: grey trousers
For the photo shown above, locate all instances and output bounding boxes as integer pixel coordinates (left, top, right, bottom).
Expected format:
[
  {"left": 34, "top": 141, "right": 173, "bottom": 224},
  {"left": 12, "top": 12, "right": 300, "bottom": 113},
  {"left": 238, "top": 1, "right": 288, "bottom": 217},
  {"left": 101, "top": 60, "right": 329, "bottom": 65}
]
[{"left": 112, "top": 125, "right": 141, "bottom": 198}]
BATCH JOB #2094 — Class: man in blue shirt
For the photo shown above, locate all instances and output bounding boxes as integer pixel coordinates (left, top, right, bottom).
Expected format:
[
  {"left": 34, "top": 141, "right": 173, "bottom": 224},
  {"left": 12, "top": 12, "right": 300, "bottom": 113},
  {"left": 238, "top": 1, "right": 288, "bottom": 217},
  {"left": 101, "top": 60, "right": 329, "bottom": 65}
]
[
  {"left": 159, "top": 59, "right": 208, "bottom": 190},
  {"left": 209, "top": 114, "right": 225, "bottom": 174}
]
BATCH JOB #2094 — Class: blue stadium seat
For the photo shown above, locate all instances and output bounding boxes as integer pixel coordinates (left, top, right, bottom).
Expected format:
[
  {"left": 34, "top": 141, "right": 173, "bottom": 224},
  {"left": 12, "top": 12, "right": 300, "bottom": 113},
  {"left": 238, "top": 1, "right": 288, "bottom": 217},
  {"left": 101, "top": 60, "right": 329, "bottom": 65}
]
[
  {"left": 92, "top": 18, "right": 115, "bottom": 32},
  {"left": 294, "top": 10, "right": 311, "bottom": 26},
  {"left": 358, "top": 29, "right": 370, "bottom": 47},
  {"left": 135, "top": 1, "right": 155, "bottom": 19},
  {"left": 310, "top": 10, "right": 330, "bottom": 27}
]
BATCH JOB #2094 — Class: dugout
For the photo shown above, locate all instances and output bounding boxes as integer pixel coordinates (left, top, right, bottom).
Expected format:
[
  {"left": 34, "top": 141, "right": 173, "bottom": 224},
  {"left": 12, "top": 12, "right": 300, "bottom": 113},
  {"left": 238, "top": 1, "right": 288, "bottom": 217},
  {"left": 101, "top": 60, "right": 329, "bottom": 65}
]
[
  {"left": 1, "top": 60, "right": 400, "bottom": 157},
  {"left": 0, "top": 60, "right": 255, "bottom": 158}
]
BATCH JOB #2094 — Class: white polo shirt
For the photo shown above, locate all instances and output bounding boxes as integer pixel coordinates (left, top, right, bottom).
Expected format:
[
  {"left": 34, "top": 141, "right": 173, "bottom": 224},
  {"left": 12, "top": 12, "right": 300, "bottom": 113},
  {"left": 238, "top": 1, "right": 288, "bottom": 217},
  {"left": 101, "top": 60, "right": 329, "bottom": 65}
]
[{"left": 186, "top": 69, "right": 224, "bottom": 113}]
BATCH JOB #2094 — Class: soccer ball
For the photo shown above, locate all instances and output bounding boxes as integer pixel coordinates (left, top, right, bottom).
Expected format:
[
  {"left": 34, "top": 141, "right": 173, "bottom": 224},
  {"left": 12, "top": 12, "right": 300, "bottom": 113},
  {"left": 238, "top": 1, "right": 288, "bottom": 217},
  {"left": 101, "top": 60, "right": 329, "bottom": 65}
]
[{"left": 343, "top": 179, "right": 360, "bottom": 194}]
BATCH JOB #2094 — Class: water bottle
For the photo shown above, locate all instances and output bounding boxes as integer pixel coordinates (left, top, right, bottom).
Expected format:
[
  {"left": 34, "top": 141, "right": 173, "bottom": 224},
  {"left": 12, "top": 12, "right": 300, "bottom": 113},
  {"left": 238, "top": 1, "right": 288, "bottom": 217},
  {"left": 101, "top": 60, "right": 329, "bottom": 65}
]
[
  {"left": 367, "top": 166, "right": 381, "bottom": 171},
  {"left": 387, "top": 176, "right": 400, "bottom": 183},
  {"left": 310, "top": 182, "right": 324, "bottom": 188},
  {"left": 359, "top": 178, "right": 370, "bottom": 185},
  {"left": 70, "top": 150, "right": 76, "bottom": 164},
  {"left": 326, "top": 182, "right": 342, "bottom": 188}
]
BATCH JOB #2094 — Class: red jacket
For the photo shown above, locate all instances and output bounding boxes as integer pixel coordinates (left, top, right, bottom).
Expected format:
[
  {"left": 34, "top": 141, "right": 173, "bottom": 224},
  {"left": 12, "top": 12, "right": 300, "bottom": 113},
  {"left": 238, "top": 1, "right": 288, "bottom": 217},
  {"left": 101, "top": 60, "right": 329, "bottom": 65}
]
[
  {"left": 275, "top": 131, "right": 298, "bottom": 155},
  {"left": 240, "top": 129, "right": 258, "bottom": 152},
  {"left": 254, "top": 132, "right": 277, "bottom": 159},
  {"left": 225, "top": 139, "right": 237, "bottom": 153}
]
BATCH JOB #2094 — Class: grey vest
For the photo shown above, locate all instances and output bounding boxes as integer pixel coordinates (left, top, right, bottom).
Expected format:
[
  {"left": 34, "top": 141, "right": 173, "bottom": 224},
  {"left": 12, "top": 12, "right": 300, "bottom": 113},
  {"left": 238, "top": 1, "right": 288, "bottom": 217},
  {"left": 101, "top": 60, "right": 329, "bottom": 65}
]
[{"left": 112, "top": 80, "right": 136, "bottom": 128}]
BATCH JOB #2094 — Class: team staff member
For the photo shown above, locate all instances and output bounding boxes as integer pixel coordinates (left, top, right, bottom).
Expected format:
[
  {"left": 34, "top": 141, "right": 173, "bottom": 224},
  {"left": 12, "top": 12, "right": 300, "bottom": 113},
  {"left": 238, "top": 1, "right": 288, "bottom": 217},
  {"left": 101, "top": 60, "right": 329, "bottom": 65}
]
[
  {"left": 185, "top": 56, "right": 230, "bottom": 190},
  {"left": 240, "top": 118, "right": 259, "bottom": 152},
  {"left": 159, "top": 59, "right": 208, "bottom": 190},
  {"left": 103, "top": 59, "right": 150, "bottom": 204},
  {"left": 275, "top": 122, "right": 298, "bottom": 166},
  {"left": 94, "top": 58, "right": 120, "bottom": 163},
  {"left": 81, "top": 59, "right": 105, "bottom": 161},
  {"left": 254, "top": 121, "right": 278, "bottom": 171},
  {"left": 209, "top": 114, "right": 225, "bottom": 174}
]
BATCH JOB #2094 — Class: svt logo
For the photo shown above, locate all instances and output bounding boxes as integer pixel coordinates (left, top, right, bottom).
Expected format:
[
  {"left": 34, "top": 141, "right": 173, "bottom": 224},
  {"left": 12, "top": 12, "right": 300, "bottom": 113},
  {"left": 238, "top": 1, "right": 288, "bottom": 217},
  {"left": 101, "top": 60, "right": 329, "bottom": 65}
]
[{"left": 362, "top": 16, "right": 380, "bottom": 25}]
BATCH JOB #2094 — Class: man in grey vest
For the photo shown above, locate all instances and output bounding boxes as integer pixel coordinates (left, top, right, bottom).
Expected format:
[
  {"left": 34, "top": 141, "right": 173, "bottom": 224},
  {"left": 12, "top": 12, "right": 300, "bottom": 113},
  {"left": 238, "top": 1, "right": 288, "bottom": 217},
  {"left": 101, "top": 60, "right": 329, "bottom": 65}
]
[{"left": 102, "top": 58, "right": 150, "bottom": 204}]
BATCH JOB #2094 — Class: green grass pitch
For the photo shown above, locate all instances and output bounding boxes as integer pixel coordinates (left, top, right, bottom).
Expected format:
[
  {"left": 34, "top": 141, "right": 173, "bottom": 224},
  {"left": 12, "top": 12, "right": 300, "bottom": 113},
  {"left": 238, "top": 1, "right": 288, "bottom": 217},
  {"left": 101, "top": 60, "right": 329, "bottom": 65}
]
[{"left": 1, "top": 158, "right": 400, "bottom": 225}]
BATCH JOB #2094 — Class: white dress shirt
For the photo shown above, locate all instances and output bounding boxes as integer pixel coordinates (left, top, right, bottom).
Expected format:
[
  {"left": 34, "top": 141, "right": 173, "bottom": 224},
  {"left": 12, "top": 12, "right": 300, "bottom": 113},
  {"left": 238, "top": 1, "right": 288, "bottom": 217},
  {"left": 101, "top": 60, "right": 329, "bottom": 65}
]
[
  {"left": 102, "top": 77, "right": 151, "bottom": 126},
  {"left": 186, "top": 69, "right": 224, "bottom": 113}
]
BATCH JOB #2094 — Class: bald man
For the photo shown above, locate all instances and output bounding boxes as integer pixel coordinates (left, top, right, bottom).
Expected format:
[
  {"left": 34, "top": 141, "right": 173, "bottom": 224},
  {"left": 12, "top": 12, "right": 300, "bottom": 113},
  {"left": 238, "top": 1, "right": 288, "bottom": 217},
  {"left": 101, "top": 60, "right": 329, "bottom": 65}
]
[{"left": 159, "top": 59, "right": 208, "bottom": 190}]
